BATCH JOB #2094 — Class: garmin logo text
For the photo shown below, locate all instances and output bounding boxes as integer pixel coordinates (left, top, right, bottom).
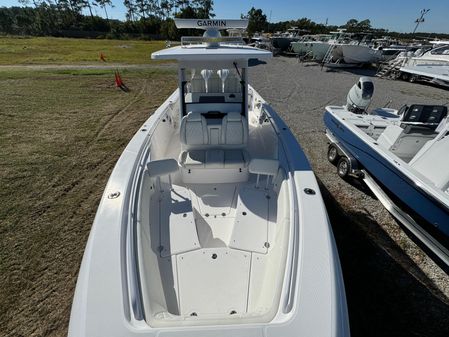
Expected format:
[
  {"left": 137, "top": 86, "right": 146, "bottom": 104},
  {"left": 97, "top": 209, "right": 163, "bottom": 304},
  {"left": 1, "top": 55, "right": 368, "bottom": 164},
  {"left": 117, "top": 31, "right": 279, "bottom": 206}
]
[{"left": 197, "top": 20, "right": 227, "bottom": 27}]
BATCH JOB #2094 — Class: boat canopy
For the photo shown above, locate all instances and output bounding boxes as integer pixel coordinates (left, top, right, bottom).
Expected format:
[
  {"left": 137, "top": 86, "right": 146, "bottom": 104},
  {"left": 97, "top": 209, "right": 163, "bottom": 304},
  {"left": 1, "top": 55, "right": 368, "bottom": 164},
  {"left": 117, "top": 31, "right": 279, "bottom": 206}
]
[
  {"left": 151, "top": 19, "right": 272, "bottom": 66},
  {"left": 151, "top": 45, "right": 272, "bottom": 63}
]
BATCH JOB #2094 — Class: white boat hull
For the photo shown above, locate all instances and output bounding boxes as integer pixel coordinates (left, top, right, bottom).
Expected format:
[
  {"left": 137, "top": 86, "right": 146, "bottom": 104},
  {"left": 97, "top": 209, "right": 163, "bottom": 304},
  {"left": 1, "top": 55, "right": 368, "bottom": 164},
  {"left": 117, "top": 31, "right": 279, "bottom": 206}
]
[
  {"left": 341, "top": 45, "right": 382, "bottom": 64},
  {"left": 68, "top": 86, "right": 349, "bottom": 337},
  {"left": 400, "top": 64, "right": 449, "bottom": 87},
  {"left": 290, "top": 41, "right": 313, "bottom": 55}
]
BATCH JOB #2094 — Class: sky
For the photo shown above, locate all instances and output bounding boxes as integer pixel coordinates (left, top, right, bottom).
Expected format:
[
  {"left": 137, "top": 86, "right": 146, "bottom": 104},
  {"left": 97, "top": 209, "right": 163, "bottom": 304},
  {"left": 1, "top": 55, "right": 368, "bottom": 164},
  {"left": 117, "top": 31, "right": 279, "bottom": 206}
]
[{"left": 2, "top": 0, "right": 449, "bottom": 34}]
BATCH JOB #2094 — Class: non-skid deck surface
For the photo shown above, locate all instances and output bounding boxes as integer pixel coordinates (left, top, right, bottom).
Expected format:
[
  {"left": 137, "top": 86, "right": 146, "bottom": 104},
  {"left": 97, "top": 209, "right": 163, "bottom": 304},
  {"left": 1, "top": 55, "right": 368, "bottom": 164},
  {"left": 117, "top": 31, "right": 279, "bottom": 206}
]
[
  {"left": 154, "top": 186, "right": 201, "bottom": 258},
  {"left": 229, "top": 187, "right": 270, "bottom": 254},
  {"left": 190, "top": 184, "right": 238, "bottom": 216},
  {"left": 177, "top": 247, "right": 251, "bottom": 316},
  {"left": 149, "top": 182, "right": 280, "bottom": 317}
]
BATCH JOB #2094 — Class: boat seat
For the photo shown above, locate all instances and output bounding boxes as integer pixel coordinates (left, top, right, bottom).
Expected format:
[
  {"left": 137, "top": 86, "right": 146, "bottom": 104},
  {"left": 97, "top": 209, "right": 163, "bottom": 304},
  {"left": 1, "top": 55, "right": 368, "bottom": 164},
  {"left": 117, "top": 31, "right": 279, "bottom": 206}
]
[
  {"left": 190, "top": 69, "right": 241, "bottom": 94},
  {"left": 410, "top": 135, "right": 449, "bottom": 191},
  {"left": 224, "top": 149, "right": 249, "bottom": 168},
  {"left": 182, "top": 150, "right": 206, "bottom": 168},
  {"left": 180, "top": 112, "right": 209, "bottom": 146},
  {"left": 178, "top": 112, "right": 250, "bottom": 183},
  {"left": 146, "top": 159, "right": 179, "bottom": 191},
  {"left": 401, "top": 105, "right": 448, "bottom": 129},
  {"left": 377, "top": 125, "right": 403, "bottom": 149},
  {"left": 389, "top": 126, "right": 437, "bottom": 162},
  {"left": 377, "top": 124, "right": 438, "bottom": 162},
  {"left": 221, "top": 112, "right": 248, "bottom": 146},
  {"left": 180, "top": 149, "right": 249, "bottom": 169},
  {"left": 249, "top": 158, "right": 279, "bottom": 189}
]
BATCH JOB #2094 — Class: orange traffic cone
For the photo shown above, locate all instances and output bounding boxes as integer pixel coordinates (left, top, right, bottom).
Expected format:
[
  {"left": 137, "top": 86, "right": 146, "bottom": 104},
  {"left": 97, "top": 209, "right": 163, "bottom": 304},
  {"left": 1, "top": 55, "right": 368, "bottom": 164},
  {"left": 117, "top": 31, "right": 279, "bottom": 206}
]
[
  {"left": 114, "top": 70, "right": 129, "bottom": 92},
  {"left": 114, "top": 71, "right": 123, "bottom": 87}
]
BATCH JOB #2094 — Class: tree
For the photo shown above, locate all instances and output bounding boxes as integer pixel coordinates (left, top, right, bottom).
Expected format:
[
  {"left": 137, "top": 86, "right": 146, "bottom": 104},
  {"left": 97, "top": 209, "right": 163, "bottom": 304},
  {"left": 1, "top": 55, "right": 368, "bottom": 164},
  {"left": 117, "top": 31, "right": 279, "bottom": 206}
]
[
  {"left": 80, "top": 0, "right": 95, "bottom": 19},
  {"left": 343, "top": 18, "right": 372, "bottom": 32},
  {"left": 357, "top": 19, "right": 371, "bottom": 31},
  {"left": 94, "top": 0, "right": 112, "bottom": 21},
  {"left": 193, "top": 0, "right": 214, "bottom": 18},
  {"left": 123, "top": 0, "right": 137, "bottom": 21},
  {"left": 244, "top": 7, "right": 267, "bottom": 36},
  {"left": 344, "top": 18, "right": 358, "bottom": 30}
]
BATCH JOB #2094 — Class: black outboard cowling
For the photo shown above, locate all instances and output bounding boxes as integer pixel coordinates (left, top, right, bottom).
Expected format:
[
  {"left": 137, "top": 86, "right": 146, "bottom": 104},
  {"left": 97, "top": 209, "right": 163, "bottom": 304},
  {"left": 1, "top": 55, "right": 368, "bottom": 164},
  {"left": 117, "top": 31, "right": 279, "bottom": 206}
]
[{"left": 346, "top": 77, "right": 374, "bottom": 114}]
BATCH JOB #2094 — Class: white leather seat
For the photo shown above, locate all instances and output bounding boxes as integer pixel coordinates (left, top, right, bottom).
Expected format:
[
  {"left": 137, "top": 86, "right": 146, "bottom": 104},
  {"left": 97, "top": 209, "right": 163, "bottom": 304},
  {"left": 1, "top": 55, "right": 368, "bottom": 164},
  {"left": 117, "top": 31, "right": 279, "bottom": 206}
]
[
  {"left": 224, "top": 150, "right": 249, "bottom": 168},
  {"left": 224, "top": 75, "right": 241, "bottom": 93},
  {"left": 146, "top": 158, "right": 179, "bottom": 191},
  {"left": 249, "top": 159, "right": 279, "bottom": 189},
  {"left": 180, "top": 112, "right": 208, "bottom": 146},
  {"left": 190, "top": 71, "right": 205, "bottom": 93},
  {"left": 147, "top": 159, "right": 179, "bottom": 178},
  {"left": 179, "top": 112, "right": 250, "bottom": 183},
  {"left": 183, "top": 150, "right": 205, "bottom": 167},
  {"left": 221, "top": 112, "right": 248, "bottom": 145},
  {"left": 206, "top": 149, "right": 224, "bottom": 168}
]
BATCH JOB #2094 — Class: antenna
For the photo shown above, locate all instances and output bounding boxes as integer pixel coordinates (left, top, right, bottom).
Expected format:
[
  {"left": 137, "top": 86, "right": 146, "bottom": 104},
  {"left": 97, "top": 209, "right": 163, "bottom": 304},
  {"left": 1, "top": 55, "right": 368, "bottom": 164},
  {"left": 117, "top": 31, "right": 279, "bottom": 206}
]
[
  {"left": 412, "top": 9, "right": 430, "bottom": 35},
  {"left": 174, "top": 19, "right": 249, "bottom": 47}
]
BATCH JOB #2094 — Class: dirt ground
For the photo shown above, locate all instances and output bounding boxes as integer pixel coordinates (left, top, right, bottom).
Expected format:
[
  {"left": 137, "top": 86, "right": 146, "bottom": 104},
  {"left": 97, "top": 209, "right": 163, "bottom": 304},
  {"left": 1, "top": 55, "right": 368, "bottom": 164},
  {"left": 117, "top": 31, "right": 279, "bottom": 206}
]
[{"left": 0, "top": 68, "right": 177, "bottom": 337}]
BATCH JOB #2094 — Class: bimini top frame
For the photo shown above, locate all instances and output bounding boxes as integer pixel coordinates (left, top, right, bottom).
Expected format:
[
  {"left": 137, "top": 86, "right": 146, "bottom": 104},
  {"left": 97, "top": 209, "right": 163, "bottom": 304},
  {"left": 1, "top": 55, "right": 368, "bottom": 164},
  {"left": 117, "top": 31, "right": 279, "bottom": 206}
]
[{"left": 151, "top": 19, "right": 272, "bottom": 118}]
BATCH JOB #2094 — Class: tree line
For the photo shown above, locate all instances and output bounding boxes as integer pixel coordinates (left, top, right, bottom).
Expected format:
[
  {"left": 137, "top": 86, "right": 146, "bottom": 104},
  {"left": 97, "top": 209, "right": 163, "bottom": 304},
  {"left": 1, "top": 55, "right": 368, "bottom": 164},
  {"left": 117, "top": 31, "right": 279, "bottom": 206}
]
[{"left": 0, "top": 1, "right": 214, "bottom": 39}]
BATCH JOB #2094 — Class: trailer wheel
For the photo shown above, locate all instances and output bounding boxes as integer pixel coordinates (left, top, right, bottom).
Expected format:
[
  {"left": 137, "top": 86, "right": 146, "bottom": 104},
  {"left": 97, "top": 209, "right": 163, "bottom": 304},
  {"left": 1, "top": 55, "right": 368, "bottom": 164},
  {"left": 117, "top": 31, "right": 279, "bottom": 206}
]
[
  {"left": 401, "top": 72, "right": 409, "bottom": 81},
  {"left": 327, "top": 144, "right": 340, "bottom": 164},
  {"left": 337, "top": 157, "right": 351, "bottom": 178}
]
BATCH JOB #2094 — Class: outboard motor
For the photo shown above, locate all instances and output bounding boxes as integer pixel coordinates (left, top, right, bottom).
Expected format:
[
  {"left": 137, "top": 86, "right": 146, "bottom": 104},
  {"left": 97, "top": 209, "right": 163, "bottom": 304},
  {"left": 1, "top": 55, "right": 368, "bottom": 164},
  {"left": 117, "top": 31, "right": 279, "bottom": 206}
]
[{"left": 346, "top": 77, "right": 374, "bottom": 114}]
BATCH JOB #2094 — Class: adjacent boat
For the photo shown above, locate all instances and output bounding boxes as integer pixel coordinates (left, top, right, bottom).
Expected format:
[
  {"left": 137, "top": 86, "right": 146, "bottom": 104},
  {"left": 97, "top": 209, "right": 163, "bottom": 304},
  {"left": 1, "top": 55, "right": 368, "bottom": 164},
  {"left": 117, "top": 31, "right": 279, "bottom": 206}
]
[
  {"left": 290, "top": 34, "right": 331, "bottom": 58},
  {"left": 399, "top": 64, "right": 449, "bottom": 88},
  {"left": 319, "top": 31, "right": 382, "bottom": 65},
  {"left": 324, "top": 77, "right": 449, "bottom": 267},
  {"left": 406, "top": 44, "right": 449, "bottom": 66},
  {"left": 340, "top": 44, "right": 382, "bottom": 64},
  {"left": 68, "top": 19, "right": 349, "bottom": 337},
  {"left": 271, "top": 27, "right": 303, "bottom": 52}
]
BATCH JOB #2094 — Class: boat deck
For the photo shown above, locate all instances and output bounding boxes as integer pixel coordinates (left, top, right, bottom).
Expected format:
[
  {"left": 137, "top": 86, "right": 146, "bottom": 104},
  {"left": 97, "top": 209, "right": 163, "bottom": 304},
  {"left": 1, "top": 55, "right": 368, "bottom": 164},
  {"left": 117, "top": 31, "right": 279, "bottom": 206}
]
[{"left": 145, "top": 177, "right": 285, "bottom": 320}]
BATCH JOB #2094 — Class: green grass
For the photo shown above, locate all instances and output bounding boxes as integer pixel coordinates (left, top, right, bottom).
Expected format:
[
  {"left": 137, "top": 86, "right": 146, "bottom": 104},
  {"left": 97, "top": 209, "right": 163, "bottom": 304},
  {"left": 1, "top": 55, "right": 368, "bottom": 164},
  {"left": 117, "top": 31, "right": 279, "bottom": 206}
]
[
  {"left": 0, "top": 36, "right": 168, "bottom": 65},
  {"left": 0, "top": 68, "right": 177, "bottom": 336}
]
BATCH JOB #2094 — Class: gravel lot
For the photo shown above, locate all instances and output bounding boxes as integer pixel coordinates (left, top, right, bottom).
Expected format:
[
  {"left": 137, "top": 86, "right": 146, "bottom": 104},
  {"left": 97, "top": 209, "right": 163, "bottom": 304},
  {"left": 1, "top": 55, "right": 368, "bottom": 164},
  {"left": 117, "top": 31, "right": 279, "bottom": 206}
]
[{"left": 251, "top": 56, "right": 449, "bottom": 337}]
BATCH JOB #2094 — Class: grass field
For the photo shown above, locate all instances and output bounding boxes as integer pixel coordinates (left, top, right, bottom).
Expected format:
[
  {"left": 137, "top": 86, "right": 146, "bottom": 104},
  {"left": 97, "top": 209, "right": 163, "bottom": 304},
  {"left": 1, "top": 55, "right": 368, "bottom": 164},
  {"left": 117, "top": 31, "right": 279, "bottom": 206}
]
[
  {"left": 0, "top": 66, "right": 177, "bottom": 336},
  {"left": 0, "top": 36, "right": 168, "bottom": 65}
]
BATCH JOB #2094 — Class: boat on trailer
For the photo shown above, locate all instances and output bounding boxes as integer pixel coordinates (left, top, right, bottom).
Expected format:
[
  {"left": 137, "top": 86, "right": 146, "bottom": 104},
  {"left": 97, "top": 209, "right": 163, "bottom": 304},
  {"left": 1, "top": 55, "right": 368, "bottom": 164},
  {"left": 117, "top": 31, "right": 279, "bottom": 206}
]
[
  {"left": 69, "top": 19, "right": 349, "bottom": 337},
  {"left": 324, "top": 77, "right": 449, "bottom": 267},
  {"left": 399, "top": 64, "right": 449, "bottom": 88}
]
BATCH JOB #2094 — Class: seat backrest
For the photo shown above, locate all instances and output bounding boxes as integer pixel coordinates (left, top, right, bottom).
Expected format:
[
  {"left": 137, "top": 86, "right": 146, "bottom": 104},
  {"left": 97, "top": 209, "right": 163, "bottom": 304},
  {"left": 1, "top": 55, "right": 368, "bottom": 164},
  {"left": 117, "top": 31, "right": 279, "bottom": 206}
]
[
  {"left": 191, "top": 75, "right": 205, "bottom": 93},
  {"left": 225, "top": 74, "right": 241, "bottom": 93},
  {"left": 147, "top": 159, "right": 179, "bottom": 178},
  {"left": 221, "top": 112, "right": 248, "bottom": 147},
  {"left": 180, "top": 112, "right": 208, "bottom": 147},
  {"left": 410, "top": 135, "right": 449, "bottom": 190},
  {"left": 377, "top": 125, "right": 403, "bottom": 149},
  {"left": 208, "top": 73, "right": 221, "bottom": 93}
]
